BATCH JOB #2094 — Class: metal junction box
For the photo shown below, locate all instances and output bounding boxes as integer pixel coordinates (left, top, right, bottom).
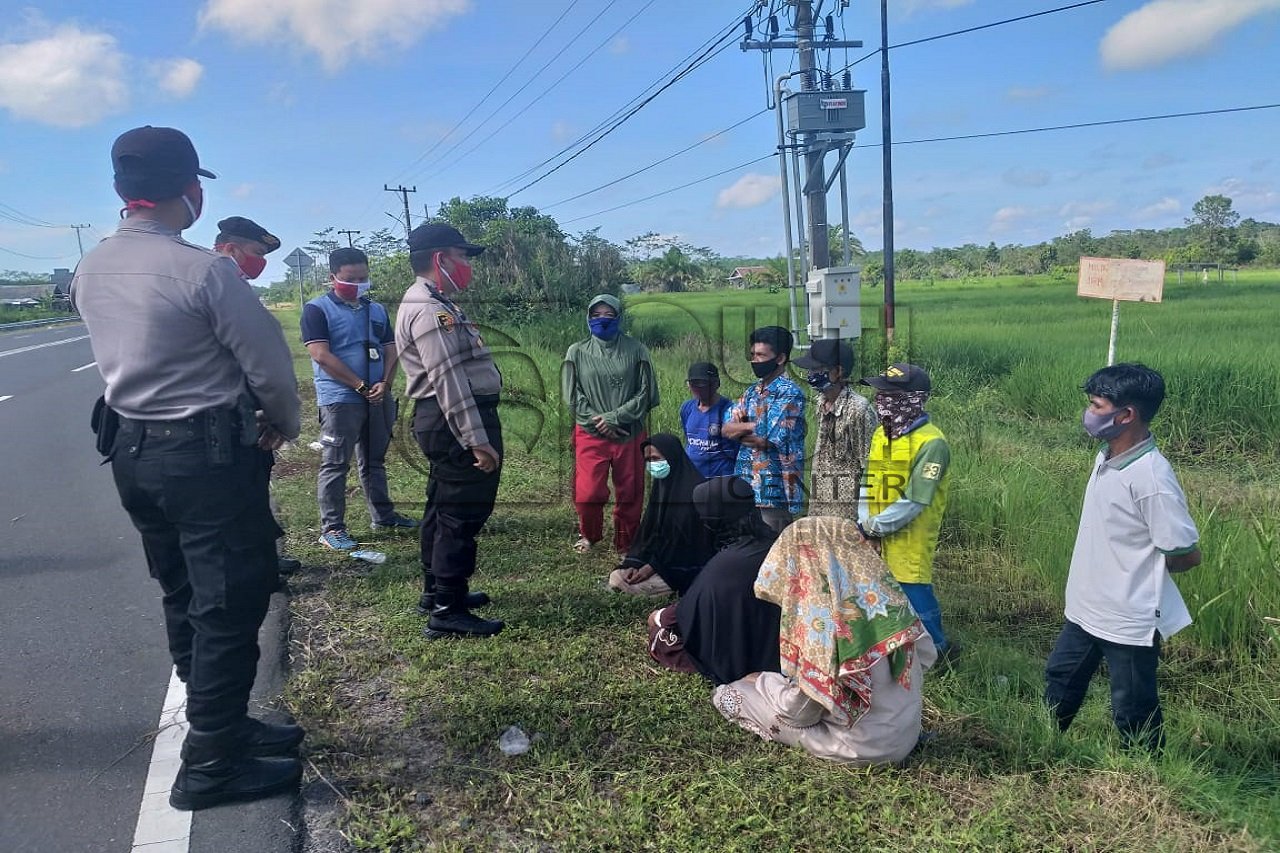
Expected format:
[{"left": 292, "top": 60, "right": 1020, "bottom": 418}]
[
  {"left": 805, "top": 265, "right": 862, "bottom": 340},
  {"left": 786, "top": 89, "right": 867, "bottom": 135}
]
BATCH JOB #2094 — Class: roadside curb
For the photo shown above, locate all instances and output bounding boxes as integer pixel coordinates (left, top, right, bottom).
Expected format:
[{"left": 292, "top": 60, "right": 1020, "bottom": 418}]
[{"left": 188, "top": 587, "right": 302, "bottom": 853}]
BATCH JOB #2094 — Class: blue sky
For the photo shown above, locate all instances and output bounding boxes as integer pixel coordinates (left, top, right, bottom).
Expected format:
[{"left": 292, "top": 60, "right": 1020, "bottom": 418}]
[{"left": 1, "top": 0, "right": 1278, "bottom": 282}]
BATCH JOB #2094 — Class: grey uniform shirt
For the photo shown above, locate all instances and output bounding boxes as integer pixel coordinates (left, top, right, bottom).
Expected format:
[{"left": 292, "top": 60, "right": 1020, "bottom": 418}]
[
  {"left": 394, "top": 277, "right": 501, "bottom": 449},
  {"left": 70, "top": 218, "right": 301, "bottom": 439}
]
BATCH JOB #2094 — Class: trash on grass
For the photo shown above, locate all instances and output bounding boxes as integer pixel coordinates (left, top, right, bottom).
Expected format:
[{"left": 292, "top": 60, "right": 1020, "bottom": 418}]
[
  {"left": 499, "top": 725, "right": 531, "bottom": 756},
  {"left": 350, "top": 549, "right": 386, "bottom": 564}
]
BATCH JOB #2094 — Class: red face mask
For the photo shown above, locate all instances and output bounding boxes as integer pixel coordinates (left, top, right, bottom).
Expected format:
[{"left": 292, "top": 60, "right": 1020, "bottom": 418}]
[
  {"left": 238, "top": 253, "right": 267, "bottom": 280},
  {"left": 435, "top": 252, "right": 473, "bottom": 292}
]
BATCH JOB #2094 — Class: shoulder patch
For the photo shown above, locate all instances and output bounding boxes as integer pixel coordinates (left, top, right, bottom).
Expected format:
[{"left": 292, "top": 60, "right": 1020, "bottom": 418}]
[
  {"left": 921, "top": 462, "right": 942, "bottom": 480},
  {"left": 436, "top": 311, "right": 455, "bottom": 332}
]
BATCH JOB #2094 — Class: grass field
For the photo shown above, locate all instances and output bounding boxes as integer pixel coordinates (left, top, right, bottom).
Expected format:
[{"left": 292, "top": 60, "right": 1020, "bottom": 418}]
[{"left": 271, "top": 272, "right": 1279, "bottom": 851}]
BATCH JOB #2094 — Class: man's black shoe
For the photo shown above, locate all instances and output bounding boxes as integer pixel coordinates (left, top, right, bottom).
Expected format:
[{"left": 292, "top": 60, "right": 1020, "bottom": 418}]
[
  {"left": 239, "top": 717, "right": 305, "bottom": 757},
  {"left": 424, "top": 606, "right": 504, "bottom": 639},
  {"left": 277, "top": 556, "right": 301, "bottom": 574},
  {"left": 168, "top": 755, "right": 302, "bottom": 811},
  {"left": 415, "top": 589, "right": 491, "bottom": 616}
]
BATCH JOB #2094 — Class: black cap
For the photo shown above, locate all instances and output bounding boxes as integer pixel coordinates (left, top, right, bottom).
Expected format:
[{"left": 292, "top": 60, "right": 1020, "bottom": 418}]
[
  {"left": 407, "top": 222, "right": 485, "bottom": 256},
  {"left": 111, "top": 126, "right": 215, "bottom": 201},
  {"left": 216, "top": 216, "right": 280, "bottom": 253},
  {"left": 687, "top": 362, "right": 719, "bottom": 382},
  {"left": 861, "top": 362, "right": 931, "bottom": 392},
  {"left": 794, "top": 339, "right": 854, "bottom": 372}
]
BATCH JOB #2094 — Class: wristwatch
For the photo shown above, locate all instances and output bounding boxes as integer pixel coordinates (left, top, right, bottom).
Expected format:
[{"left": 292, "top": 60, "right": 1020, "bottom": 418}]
[{"left": 355, "top": 381, "right": 371, "bottom": 396}]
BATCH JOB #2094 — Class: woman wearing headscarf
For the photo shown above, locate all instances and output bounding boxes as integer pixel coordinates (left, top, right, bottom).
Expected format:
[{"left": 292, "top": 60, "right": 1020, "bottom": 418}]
[
  {"left": 609, "top": 433, "right": 716, "bottom": 597},
  {"left": 712, "top": 517, "right": 937, "bottom": 765},
  {"left": 561, "top": 294, "right": 660, "bottom": 555},
  {"left": 648, "top": 476, "right": 781, "bottom": 683}
]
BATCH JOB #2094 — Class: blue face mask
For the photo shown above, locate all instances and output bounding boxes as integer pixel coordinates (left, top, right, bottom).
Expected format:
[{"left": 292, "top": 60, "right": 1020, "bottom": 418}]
[
  {"left": 647, "top": 460, "right": 671, "bottom": 479},
  {"left": 806, "top": 371, "right": 831, "bottom": 391},
  {"left": 589, "top": 316, "right": 620, "bottom": 340}
]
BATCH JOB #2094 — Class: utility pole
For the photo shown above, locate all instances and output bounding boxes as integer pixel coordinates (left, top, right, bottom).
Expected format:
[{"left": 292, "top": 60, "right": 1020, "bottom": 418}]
[
  {"left": 70, "top": 224, "right": 91, "bottom": 259},
  {"left": 880, "top": 0, "right": 896, "bottom": 346},
  {"left": 337, "top": 229, "right": 361, "bottom": 248},
  {"left": 384, "top": 185, "right": 417, "bottom": 240},
  {"left": 795, "top": 2, "right": 829, "bottom": 273}
]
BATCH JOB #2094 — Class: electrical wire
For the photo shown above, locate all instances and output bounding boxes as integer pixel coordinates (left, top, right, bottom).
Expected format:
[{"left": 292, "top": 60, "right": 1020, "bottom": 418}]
[
  {"left": 485, "top": 2, "right": 759, "bottom": 195},
  {"left": 0, "top": 244, "right": 76, "bottom": 260},
  {"left": 420, "top": 0, "right": 660, "bottom": 186},
  {"left": 0, "top": 203, "right": 64, "bottom": 229}
]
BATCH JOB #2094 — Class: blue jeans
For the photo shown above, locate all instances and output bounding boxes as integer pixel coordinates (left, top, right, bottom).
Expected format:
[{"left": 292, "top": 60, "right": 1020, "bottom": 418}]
[
  {"left": 899, "top": 582, "right": 947, "bottom": 652},
  {"left": 1044, "top": 620, "right": 1164, "bottom": 750}
]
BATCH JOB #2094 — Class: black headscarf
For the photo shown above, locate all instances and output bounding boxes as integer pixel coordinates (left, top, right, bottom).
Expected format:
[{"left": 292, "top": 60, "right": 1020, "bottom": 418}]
[
  {"left": 693, "top": 476, "right": 777, "bottom": 550},
  {"left": 627, "top": 433, "right": 714, "bottom": 571}
]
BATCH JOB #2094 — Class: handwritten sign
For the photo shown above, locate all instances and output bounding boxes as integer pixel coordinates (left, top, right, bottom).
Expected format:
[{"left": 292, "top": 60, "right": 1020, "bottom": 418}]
[{"left": 1077, "top": 257, "right": 1165, "bottom": 303}]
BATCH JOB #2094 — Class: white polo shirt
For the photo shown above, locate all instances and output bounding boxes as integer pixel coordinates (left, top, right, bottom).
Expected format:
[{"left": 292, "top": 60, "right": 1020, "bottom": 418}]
[{"left": 1064, "top": 436, "right": 1199, "bottom": 646}]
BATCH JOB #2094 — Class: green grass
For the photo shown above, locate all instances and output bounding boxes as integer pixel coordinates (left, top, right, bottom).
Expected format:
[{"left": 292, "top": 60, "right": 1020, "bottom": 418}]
[{"left": 270, "top": 273, "right": 1280, "bottom": 851}]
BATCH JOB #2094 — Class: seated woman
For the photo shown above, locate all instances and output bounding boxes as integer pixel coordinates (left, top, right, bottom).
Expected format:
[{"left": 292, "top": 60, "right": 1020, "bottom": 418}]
[
  {"left": 648, "top": 476, "right": 781, "bottom": 683},
  {"left": 609, "top": 433, "right": 716, "bottom": 597},
  {"left": 712, "top": 516, "right": 936, "bottom": 766}
]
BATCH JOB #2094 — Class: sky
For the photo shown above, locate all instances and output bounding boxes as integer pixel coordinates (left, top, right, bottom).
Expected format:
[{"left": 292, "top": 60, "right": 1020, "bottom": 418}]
[{"left": 1, "top": 0, "right": 1279, "bottom": 283}]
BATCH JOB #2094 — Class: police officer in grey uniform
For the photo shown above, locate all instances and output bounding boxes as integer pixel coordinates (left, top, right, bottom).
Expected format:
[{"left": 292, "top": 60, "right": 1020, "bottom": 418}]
[
  {"left": 396, "top": 223, "right": 504, "bottom": 639},
  {"left": 71, "top": 126, "right": 304, "bottom": 810}
]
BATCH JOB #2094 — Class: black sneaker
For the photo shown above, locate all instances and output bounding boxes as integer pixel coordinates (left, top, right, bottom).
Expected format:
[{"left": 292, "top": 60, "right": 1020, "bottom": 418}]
[
  {"left": 168, "top": 756, "right": 302, "bottom": 811},
  {"left": 372, "top": 514, "right": 419, "bottom": 531},
  {"left": 424, "top": 607, "right": 504, "bottom": 639},
  {"left": 415, "top": 589, "right": 492, "bottom": 616}
]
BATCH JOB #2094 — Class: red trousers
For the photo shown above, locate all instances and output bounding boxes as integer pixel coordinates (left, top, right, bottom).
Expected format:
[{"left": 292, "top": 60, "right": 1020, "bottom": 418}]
[{"left": 572, "top": 425, "right": 646, "bottom": 552}]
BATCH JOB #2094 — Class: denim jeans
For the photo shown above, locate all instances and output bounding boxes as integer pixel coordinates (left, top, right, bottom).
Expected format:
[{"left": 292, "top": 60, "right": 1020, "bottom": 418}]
[
  {"left": 1044, "top": 619, "right": 1164, "bottom": 750},
  {"left": 899, "top": 582, "right": 947, "bottom": 652}
]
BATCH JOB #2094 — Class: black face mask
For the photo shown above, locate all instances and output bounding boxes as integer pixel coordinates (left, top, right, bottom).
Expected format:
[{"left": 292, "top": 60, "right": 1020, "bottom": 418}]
[{"left": 751, "top": 360, "right": 779, "bottom": 380}]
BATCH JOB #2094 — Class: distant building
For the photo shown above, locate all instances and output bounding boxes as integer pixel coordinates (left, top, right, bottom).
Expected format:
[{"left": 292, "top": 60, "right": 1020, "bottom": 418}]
[{"left": 727, "top": 266, "right": 767, "bottom": 288}]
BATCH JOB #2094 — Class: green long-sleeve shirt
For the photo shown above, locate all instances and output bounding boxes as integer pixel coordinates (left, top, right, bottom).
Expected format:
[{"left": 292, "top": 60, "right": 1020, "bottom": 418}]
[{"left": 561, "top": 333, "right": 659, "bottom": 441}]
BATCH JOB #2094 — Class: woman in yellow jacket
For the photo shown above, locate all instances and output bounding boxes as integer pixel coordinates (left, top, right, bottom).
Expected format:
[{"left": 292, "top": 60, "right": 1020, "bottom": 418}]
[{"left": 857, "top": 364, "right": 955, "bottom": 660}]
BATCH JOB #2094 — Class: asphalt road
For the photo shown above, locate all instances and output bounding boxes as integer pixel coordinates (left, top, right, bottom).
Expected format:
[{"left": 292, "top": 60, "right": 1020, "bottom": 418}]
[{"left": 0, "top": 321, "right": 297, "bottom": 853}]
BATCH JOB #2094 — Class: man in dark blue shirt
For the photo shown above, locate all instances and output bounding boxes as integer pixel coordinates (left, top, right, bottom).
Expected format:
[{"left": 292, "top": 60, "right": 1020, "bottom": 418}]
[
  {"left": 679, "top": 362, "right": 739, "bottom": 478},
  {"left": 301, "top": 248, "right": 416, "bottom": 549}
]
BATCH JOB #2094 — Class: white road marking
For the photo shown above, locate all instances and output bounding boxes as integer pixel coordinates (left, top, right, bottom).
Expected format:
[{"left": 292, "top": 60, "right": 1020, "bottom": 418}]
[
  {"left": 0, "top": 395, "right": 12, "bottom": 403},
  {"left": 0, "top": 334, "right": 90, "bottom": 359},
  {"left": 130, "top": 667, "right": 191, "bottom": 852},
  {"left": 72, "top": 361, "right": 98, "bottom": 372}
]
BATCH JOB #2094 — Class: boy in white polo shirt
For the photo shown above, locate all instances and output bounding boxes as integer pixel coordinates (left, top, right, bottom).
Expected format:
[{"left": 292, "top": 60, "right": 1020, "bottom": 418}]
[{"left": 1044, "top": 363, "right": 1201, "bottom": 751}]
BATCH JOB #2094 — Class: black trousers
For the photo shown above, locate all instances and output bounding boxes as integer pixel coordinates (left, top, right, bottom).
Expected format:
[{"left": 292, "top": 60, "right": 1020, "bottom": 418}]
[
  {"left": 110, "top": 419, "right": 280, "bottom": 733},
  {"left": 412, "top": 396, "right": 502, "bottom": 584}
]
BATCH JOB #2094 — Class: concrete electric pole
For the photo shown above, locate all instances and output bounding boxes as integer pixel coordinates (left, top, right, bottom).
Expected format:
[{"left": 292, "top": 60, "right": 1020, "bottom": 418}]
[
  {"left": 337, "top": 229, "right": 361, "bottom": 248},
  {"left": 383, "top": 185, "right": 417, "bottom": 240},
  {"left": 70, "top": 224, "right": 91, "bottom": 259}
]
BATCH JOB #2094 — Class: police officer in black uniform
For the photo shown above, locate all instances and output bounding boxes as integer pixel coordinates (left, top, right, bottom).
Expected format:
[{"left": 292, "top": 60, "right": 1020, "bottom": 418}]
[{"left": 71, "top": 126, "right": 304, "bottom": 810}]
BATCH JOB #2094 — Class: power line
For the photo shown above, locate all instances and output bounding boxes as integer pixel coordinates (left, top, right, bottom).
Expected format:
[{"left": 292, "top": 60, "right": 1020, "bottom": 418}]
[
  {"left": 557, "top": 101, "right": 1280, "bottom": 225},
  {"left": 0, "top": 203, "right": 64, "bottom": 229},
  {"left": 0, "top": 244, "right": 76, "bottom": 261},
  {"left": 541, "top": 109, "right": 771, "bottom": 211},
  {"left": 390, "top": 0, "right": 585, "bottom": 181},
  {"left": 486, "top": 2, "right": 759, "bottom": 195},
  {"left": 507, "top": 30, "right": 742, "bottom": 199},
  {"left": 407, "top": 0, "right": 625, "bottom": 182},
  {"left": 420, "top": 0, "right": 661, "bottom": 187}
]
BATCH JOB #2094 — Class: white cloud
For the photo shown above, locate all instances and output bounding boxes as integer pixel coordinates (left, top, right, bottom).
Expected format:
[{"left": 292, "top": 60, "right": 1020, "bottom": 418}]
[
  {"left": 1006, "top": 85, "right": 1050, "bottom": 101},
  {"left": 550, "top": 120, "right": 574, "bottom": 143},
  {"left": 1203, "top": 177, "right": 1280, "bottom": 212},
  {"left": 1100, "top": 0, "right": 1280, "bottom": 71},
  {"left": 1059, "top": 200, "right": 1113, "bottom": 230},
  {"left": 716, "top": 173, "right": 781, "bottom": 210},
  {"left": 231, "top": 183, "right": 254, "bottom": 199},
  {"left": 1136, "top": 196, "right": 1181, "bottom": 220},
  {"left": 152, "top": 58, "right": 204, "bottom": 98},
  {"left": 990, "top": 206, "right": 1030, "bottom": 232},
  {"left": 0, "top": 24, "right": 128, "bottom": 127},
  {"left": 1143, "top": 151, "right": 1183, "bottom": 170},
  {"left": 199, "top": 0, "right": 471, "bottom": 72},
  {"left": 610, "top": 36, "right": 630, "bottom": 55},
  {"left": 1003, "top": 167, "right": 1051, "bottom": 188}
]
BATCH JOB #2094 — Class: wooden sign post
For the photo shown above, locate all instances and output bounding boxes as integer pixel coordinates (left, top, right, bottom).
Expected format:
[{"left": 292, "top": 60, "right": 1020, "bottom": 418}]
[{"left": 1077, "top": 257, "right": 1166, "bottom": 365}]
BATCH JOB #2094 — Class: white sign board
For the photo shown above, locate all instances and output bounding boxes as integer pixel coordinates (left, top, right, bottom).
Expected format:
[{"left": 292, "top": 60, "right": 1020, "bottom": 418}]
[{"left": 1077, "top": 257, "right": 1165, "bottom": 303}]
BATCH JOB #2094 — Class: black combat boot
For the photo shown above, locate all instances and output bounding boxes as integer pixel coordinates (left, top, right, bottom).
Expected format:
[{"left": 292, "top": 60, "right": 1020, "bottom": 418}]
[
  {"left": 238, "top": 716, "right": 305, "bottom": 757},
  {"left": 169, "top": 725, "right": 302, "bottom": 811},
  {"left": 424, "top": 581, "right": 503, "bottom": 639},
  {"left": 416, "top": 572, "right": 491, "bottom": 616}
]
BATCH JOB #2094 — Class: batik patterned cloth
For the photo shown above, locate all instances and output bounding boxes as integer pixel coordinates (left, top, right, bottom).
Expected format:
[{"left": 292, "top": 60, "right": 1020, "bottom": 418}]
[
  {"left": 729, "top": 375, "right": 806, "bottom": 514},
  {"left": 753, "top": 516, "right": 926, "bottom": 727}
]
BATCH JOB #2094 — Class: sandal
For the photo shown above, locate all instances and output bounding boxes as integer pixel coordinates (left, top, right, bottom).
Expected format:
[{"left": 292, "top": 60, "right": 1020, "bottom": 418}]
[{"left": 572, "top": 536, "right": 593, "bottom": 554}]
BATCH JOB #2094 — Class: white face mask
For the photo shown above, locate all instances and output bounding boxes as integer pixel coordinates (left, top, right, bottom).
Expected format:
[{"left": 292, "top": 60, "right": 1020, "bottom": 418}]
[{"left": 180, "top": 193, "right": 200, "bottom": 229}]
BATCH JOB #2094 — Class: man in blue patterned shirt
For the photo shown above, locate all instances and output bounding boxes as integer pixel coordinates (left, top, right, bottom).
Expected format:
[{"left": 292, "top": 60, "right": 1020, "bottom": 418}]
[{"left": 722, "top": 326, "right": 807, "bottom": 532}]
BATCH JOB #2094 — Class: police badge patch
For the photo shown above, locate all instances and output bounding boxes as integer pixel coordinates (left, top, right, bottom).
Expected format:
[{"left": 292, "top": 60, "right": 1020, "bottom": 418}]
[{"left": 436, "top": 311, "right": 455, "bottom": 332}]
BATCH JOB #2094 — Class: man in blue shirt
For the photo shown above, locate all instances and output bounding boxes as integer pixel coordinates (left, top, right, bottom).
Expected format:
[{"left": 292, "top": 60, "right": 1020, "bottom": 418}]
[
  {"left": 680, "top": 362, "right": 739, "bottom": 478},
  {"left": 301, "top": 248, "right": 416, "bottom": 550},
  {"left": 722, "top": 326, "right": 807, "bottom": 533}
]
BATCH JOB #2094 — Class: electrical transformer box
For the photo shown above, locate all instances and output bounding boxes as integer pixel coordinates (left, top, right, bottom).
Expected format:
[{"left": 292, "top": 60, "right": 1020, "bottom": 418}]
[
  {"left": 786, "top": 89, "right": 867, "bottom": 135},
  {"left": 805, "top": 266, "right": 862, "bottom": 341}
]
